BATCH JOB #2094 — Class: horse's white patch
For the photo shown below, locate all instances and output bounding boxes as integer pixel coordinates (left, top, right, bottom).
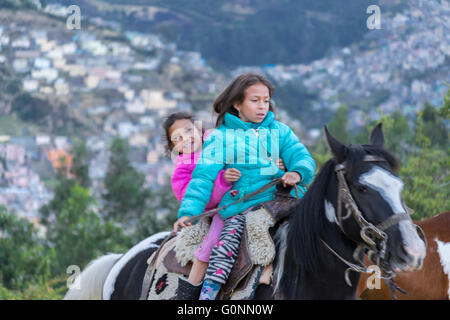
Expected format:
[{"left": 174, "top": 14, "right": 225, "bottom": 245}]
[
  {"left": 102, "top": 231, "right": 170, "bottom": 299},
  {"left": 324, "top": 200, "right": 338, "bottom": 224},
  {"left": 359, "top": 166, "right": 425, "bottom": 255},
  {"left": 435, "top": 238, "right": 450, "bottom": 298},
  {"left": 359, "top": 166, "right": 404, "bottom": 213}
]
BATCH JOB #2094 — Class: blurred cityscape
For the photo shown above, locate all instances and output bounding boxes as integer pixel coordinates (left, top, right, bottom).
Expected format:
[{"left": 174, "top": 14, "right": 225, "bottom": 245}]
[
  {"left": 0, "top": 0, "right": 448, "bottom": 221},
  {"left": 234, "top": 0, "right": 449, "bottom": 130}
]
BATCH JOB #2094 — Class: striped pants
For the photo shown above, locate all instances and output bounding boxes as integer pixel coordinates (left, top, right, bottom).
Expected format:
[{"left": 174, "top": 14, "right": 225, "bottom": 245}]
[{"left": 204, "top": 213, "right": 246, "bottom": 285}]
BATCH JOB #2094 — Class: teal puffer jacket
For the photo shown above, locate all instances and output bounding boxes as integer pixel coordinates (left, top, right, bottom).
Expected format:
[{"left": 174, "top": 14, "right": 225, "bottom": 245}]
[{"left": 177, "top": 111, "right": 316, "bottom": 220}]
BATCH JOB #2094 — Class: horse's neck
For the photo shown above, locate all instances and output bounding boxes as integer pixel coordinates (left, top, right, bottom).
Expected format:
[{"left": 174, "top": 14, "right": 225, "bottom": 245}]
[
  {"left": 292, "top": 208, "right": 361, "bottom": 298},
  {"left": 271, "top": 220, "right": 360, "bottom": 299},
  {"left": 270, "top": 168, "right": 362, "bottom": 299},
  {"left": 314, "top": 186, "right": 362, "bottom": 298},
  {"left": 307, "top": 224, "right": 360, "bottom": 299}
]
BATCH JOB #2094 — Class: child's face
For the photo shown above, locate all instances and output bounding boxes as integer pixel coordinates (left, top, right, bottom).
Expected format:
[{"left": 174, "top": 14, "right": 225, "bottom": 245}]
[
  {"left": 234, "top": 83, "right": 270, "bottom": 123},
  {"left": 168, "top": 119, "right": 203, "bottom": 155}
]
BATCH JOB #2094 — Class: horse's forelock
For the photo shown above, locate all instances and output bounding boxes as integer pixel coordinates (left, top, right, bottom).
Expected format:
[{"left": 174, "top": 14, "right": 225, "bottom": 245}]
[
  {"left": 344, "top": 144, "right": 399, "bottom": 181},
  {"left": 362, "top": 144, "right": 400, "bottom": 172}
]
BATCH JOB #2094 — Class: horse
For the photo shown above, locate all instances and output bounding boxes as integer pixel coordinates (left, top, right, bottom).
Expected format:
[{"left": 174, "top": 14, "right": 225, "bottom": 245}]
[
  {"left": 356, "top": 211, "right": 450, "bottom": 300},
  {"left": 64, "top": 123, "right": 426, "bottom": 300}
]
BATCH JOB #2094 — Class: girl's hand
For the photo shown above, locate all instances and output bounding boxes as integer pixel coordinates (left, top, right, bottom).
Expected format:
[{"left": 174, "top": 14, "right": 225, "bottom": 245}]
[
  {"left": 173, "top": 216, "right": 192, "bottom": 233},
  {"left": 224, "top": 168, "right": 241, "bottom": 182},
  {"left": 275, "top": 158, "right": 286, "bottom": 171},
  {"left": 281, "top": 172, "right": 302, "bottom": 187}
]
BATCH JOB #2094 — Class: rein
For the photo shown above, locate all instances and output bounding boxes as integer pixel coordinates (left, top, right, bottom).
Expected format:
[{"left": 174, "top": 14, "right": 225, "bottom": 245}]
[
  {"left": 140, "top": 177, "right": 301, "bottom": 300},
  {"left": 184, "top": 177, "right": 301, "bottom": 225},
  {"left": 321, "top": 155, "right": 412, "bottom": 290}
]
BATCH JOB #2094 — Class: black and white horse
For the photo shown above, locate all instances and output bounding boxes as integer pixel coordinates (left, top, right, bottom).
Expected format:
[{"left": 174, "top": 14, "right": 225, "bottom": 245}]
[
  {"left": 64, "top": 124, "right": 426, "bottom": 300},
  {"left": 254, "top": 124, "right": 426, "bottom": 299}
]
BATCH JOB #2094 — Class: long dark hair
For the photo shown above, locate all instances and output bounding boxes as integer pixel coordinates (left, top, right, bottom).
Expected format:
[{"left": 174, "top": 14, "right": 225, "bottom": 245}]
[{"left": 213, "top": 73, "right": 276, "bottom": 127}]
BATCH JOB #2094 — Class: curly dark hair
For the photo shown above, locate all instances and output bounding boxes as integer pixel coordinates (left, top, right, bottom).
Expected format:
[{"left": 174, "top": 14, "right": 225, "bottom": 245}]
[{"left": 162, "top": 111, "right": 204, "bottom": 157}]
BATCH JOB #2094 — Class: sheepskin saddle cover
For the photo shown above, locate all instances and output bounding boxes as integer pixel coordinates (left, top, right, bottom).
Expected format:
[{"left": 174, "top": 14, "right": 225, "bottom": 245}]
[{"left": 174, "top": 206, "right": 276, "bottom": 267}]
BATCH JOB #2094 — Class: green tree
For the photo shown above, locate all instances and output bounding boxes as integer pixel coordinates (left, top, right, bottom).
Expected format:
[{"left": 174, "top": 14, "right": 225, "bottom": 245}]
[
  {"left": 273, "top": 80, "right": 318, "bottom": 127},
  {"left": 70, "top": 138, "right": 91, "bottom": 188},
  {"left": 327, "top": 105, "right": 351, "bottom": 144},
  {"left": 40, "top": 139, "right": 91, "bottom": 225},
  {"left": 355, "top": 109, "right": 413, "bottom": 164},
  {"left": 324, "top": 90, "right": 449, "bottom": 220},
  {"left": 310, "top": 104, "right": 352, "bottom": 171},
  {"left": 400, "top": 147, "right": 449, "bottom": 220},
  {"left": 400, "top": 98, "right": 450, "bottom": 220},
  {"left": 39, "top": 173, "right": 76, "bottom": 226},
  {"left": 103, "top": 138, "right": 150, "bottom": 224},
  {"left": 309, "top": 133, "right": 332, "bottom": 172},
  {"left": 0, "top": 206, "right": 50, "bottom": 290},
  {"left": 0, "top": 276, "right": 66, "bottom": 300},
  {"left": 11, "top": 93, "right": 50, "bottom": 122},
  {"left": 418, "top": 102, "right": 448, "bottom": 149},
  {"left": 439, "top": 89, "right": 450, "bottom": 119},
  {"left": 134, "top": 176, "right": 179, "bottom": 242},
  {"left": 45, "top": 183, "right": 131, "bottom": 274}
]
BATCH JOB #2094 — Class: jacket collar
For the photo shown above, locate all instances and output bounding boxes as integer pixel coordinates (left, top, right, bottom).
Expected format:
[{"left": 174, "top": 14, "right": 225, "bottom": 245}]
[
  {"left": 223, "top": 111, "right": 275, "bottom": 130},
  {"left": 174, "top": 151, "right": 200, "bottom": 166}
]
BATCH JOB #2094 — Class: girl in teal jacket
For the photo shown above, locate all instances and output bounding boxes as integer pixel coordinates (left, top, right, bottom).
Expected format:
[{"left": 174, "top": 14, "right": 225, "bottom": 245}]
[{"left": 175, "top": 73, "right": 316, "bottom": 300}]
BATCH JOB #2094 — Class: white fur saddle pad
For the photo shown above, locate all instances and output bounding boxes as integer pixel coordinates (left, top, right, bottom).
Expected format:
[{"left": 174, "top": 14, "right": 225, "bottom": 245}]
[{"left": 175, "top": 206, "right": 276, "bottom": 267}]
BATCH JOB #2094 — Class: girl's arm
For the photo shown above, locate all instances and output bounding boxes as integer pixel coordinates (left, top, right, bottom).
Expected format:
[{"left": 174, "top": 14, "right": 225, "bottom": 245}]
[
  {"left": 208, "top": 169, "right": 233, "bottom": 208},
  {"left": 279, "top": 124, "right": 316, "bottom": 186},
  {"left": 171, "top": 164, "right": 195, "bottom": 202},
  {"left": 177, "top": 130, "right": 225, "bottom": 219}
]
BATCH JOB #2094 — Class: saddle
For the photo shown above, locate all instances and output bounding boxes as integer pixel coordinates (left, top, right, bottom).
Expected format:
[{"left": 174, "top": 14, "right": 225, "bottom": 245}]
[
  {"left": 163, "top": 227, "right": 253, "bottom": 298},
  {"left": 162, "top": 188, "right": 300, "bottom": 299}
]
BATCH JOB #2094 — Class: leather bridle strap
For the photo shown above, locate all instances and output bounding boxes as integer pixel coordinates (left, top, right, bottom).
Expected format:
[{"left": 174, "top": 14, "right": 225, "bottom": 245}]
[
  {"left": 322, "top": 155, "right": 412, "bottom": 285},
  {"left": 334, "top": 155, "right": 406, "bottom": 237},
  {"left": 376, "top": 211, "right": 410, "bottom": 231}
]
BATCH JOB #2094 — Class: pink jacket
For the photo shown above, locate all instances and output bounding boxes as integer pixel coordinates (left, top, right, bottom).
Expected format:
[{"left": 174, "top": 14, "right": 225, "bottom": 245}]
[{"left": 171, "top": 137, "right": 232, "bottom": 211}]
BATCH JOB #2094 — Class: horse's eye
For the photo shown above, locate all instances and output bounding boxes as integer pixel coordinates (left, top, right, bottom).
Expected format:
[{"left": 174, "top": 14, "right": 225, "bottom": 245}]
[{"left": 358, "top": 186, "right": 368, "bottom": 193}]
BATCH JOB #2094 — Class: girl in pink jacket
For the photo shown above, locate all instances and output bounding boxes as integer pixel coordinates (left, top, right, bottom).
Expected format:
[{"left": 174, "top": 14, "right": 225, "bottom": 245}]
[{"left": 163, "top": 112, "right": 241, "bottom": 299}]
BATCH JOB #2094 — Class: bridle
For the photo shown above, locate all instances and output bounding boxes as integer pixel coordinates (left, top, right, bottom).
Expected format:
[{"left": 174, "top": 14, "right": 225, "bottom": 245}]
[{"left": 320, "top": 155, "right": 425, "bottom": 290}]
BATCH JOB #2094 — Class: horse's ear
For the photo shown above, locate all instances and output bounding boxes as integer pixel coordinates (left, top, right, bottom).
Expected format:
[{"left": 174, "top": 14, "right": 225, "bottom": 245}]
[
  {"left": 323, "top": 126, "right": 347, "bottom": 163},
  {"left": 370, "top": 123, "right": 384, "bottom": 147}
]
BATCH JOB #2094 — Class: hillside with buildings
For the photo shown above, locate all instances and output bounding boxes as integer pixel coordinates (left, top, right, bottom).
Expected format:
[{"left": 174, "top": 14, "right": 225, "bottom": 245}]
[
  {"left": 0, "top": 6, "right": 232, "bottom": 219},
  {"left": 234, "top": 0, "right": 450, "bottom": 130},
  {"left": 48, "top": 0, "right": 403, "bottom": 69},
  {"left": 0, "top": 0, "right": 448, "bottom": 221}
]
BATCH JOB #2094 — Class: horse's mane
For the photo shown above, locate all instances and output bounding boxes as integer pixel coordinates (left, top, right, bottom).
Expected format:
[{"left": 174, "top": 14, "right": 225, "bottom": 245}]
[{"left": 278, "top": 143, "right": 399, "bottom": 299}]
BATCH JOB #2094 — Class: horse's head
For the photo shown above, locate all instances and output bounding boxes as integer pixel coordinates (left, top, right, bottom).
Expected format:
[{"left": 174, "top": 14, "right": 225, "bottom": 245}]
[{"left": 324, "top": 124, "right": 426, "bottom": 274}]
